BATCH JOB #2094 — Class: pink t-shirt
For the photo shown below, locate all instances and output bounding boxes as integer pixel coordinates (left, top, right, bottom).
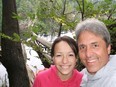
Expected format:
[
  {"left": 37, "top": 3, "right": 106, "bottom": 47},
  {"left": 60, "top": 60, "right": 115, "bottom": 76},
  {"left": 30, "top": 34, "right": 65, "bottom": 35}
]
[{"left": 33, "top": 65, "right": 83, "bottom": 87}]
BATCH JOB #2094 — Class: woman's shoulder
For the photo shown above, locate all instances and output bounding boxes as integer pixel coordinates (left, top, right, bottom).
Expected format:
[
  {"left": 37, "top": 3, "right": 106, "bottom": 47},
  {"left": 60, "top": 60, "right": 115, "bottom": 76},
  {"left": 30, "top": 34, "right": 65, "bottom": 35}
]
[
  {"left": 36, "top": 65, "right": 56, "bottom": 78},
  {"left": 74, "top": 69, "right": 83, "bottom": 78},
  {"left": 36, "top": 68, "right": 51, "bottom": 77}
]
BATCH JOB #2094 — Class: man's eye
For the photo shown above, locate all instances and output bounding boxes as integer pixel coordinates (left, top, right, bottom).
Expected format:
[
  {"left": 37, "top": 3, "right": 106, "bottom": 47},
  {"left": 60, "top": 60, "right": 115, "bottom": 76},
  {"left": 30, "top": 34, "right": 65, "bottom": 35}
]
[
  {"left": 93, "top": 44, "right": 99, "bottom": 48},
  {"left": 79, "top": 46, "right": 85, "bottom": 50}
]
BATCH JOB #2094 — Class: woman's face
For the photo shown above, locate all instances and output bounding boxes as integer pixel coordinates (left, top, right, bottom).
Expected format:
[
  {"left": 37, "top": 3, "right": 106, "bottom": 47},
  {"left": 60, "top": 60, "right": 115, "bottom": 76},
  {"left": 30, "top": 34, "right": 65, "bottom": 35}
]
[{"left": 53, "top": 41, "right": 77, "bottom": 81}]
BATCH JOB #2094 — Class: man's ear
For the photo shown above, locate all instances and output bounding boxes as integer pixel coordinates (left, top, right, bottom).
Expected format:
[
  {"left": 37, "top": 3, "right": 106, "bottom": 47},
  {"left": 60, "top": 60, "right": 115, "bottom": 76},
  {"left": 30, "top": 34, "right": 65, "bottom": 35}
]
[{"left": 107, "top": 44, "right": 111, "bottom": 55}]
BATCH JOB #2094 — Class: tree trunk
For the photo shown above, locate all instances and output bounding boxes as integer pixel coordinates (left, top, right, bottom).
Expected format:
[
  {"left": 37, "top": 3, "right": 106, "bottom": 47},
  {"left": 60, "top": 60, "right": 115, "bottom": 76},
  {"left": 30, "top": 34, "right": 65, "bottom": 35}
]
[{"left": 1, "top": 0, "right": 30, "bottom": 87}]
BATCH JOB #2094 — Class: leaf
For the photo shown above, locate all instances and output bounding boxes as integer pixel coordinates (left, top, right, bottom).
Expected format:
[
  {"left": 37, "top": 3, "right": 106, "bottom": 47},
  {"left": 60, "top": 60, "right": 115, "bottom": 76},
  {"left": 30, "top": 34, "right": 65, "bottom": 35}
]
[{"left": 13, "top": 33, "right": 21, "bottom": 42}]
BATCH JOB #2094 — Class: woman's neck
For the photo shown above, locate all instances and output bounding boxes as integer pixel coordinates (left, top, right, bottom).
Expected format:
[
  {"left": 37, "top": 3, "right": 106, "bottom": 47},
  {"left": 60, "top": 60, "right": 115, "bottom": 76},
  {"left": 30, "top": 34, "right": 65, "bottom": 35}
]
[{"left": 58, "top": 71, "right": 73, "bottom": 81}]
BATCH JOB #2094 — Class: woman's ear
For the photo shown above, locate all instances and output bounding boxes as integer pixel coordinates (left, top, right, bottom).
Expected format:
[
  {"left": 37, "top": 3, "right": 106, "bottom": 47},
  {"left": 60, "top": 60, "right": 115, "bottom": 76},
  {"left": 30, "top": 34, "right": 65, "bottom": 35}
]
[
  {"left": 52, "top": 57, "right": 55, "bottom": 62},
  {"left": 52, "top": 57, "right": 55, "bottom": 65}
]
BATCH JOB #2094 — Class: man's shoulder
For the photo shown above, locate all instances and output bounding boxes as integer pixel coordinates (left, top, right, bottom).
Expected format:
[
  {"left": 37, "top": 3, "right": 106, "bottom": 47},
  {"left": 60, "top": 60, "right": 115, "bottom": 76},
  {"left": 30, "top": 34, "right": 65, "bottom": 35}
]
[{"left": 80, "top": 68, "right": 87, "bottom": 74}]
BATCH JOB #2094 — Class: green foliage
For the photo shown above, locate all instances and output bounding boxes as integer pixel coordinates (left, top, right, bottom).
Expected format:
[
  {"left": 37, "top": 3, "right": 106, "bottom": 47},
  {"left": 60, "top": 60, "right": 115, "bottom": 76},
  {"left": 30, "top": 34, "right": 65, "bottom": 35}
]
[
  {"left": 109, "top": 28, "right": 116, "bottom": 54},
  {"left": 0, "top": 32, "right": 21, "bottom": 42},
  {"left": 10, "top": 0, "right": 116, "bottom": 70},
  {"left": 13, "top": 33, "right": 21, "bottom": 41},
  {"left": 16, "top": 0, "right": 80, "bottom": 39},
  {"left": 0, "top": 33, "right": 12, "bottom": 40}
]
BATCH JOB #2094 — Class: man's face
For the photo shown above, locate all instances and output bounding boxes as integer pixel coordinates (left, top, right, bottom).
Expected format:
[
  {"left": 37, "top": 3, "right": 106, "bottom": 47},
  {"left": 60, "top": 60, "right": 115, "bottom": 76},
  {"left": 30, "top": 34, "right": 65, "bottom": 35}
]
[{"left": 77, "top": 31, "right": 111, "bottom": 74}]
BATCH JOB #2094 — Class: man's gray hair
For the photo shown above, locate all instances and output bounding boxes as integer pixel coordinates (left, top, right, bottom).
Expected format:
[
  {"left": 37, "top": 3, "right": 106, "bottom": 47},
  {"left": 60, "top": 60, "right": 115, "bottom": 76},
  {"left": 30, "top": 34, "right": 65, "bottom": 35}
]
[{"left": 75, "top": 18, "right": 111, "bottom": 47}]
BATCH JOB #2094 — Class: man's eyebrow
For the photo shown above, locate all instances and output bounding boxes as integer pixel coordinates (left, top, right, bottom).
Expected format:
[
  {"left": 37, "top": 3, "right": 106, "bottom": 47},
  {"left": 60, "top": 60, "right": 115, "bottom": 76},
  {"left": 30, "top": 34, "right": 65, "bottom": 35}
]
[
  {"left": 78, "top": 44, "right": 83, "bottom": 46},
  {"left": 78, "top": 44, "right": 85, "bottom": 47},
  {"left": 91, "top": 42, "right": 98, "bottom": 44},
  {"left": 78, "top": 42, "right": 98, "bottom": 46}
]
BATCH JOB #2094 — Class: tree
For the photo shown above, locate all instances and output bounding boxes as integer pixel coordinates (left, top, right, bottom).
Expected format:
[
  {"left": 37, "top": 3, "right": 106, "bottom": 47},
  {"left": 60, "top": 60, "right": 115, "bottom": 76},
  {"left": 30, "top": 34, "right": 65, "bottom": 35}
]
[{"left": 1, "top": 0, "right": 30, "bottom": 86}]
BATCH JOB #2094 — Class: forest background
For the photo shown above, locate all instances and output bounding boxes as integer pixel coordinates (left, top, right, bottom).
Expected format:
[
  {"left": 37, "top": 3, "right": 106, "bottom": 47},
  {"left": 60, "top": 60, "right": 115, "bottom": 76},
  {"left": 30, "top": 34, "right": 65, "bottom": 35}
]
[{"left": 0, "top": 0, "right": 116, "bottom": 87}]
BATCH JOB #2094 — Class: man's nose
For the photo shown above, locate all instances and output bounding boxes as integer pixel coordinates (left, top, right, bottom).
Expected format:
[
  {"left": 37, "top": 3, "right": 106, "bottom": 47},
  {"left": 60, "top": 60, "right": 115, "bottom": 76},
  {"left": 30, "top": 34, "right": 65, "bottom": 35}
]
[{"left": 85, "top": 47, "right": 92, "bottom": 58}]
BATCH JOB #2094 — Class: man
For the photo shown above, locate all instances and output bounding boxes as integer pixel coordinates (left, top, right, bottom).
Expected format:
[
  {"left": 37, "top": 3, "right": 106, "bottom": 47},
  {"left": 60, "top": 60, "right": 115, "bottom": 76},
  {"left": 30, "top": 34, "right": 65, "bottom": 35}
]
[{"left": 75, "top": 18, "right": 116, "bottom": 87}]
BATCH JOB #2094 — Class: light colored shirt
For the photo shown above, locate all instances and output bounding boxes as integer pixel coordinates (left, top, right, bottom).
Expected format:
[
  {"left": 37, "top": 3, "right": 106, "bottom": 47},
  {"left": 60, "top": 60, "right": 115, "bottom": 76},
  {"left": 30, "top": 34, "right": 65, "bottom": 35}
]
[{"left": 81, "top": 55, "right": 116, "bottom": 87}]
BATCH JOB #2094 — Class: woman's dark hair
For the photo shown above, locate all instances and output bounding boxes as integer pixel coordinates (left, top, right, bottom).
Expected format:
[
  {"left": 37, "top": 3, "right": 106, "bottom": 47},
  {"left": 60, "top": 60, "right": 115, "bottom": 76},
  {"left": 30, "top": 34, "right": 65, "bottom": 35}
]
[{"left": 51, "top": 36, "right": 78, "bottom": 58}]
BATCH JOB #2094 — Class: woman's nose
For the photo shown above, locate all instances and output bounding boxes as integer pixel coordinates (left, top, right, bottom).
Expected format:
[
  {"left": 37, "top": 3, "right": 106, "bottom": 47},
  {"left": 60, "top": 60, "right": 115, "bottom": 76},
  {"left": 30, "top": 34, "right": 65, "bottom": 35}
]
[{"left": 62, "top": 55, "right": 68, "bottom": 63}]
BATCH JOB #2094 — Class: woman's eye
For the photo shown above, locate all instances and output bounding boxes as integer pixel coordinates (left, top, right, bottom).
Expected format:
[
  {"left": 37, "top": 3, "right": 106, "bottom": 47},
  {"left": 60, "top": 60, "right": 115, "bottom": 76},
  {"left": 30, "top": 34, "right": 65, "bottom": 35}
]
[
  {"left": 69, "top": 53, "right": 75, "bottom": 57},
  {"left": 55, "top": 54, "right": 62, "bottom": 57},
  {"left": 69, "top": 54, "right": 73, "bottom": 56},
  {"left": 57, "top": 55, "right": 61, "bottom": 57}
]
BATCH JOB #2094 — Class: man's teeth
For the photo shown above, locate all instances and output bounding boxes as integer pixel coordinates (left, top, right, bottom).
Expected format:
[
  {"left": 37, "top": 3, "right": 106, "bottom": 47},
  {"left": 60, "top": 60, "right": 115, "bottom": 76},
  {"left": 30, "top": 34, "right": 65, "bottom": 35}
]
[{"left": 87, "top": 59, "right": 97, "bottom": 63}]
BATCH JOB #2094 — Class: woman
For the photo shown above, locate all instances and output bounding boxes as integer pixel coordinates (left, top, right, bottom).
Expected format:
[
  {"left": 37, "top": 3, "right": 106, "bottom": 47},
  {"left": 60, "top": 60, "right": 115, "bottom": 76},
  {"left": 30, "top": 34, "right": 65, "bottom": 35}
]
[{"left": 33, "top": 36, "right": 83, "bottom": 87}]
